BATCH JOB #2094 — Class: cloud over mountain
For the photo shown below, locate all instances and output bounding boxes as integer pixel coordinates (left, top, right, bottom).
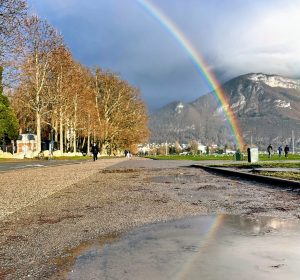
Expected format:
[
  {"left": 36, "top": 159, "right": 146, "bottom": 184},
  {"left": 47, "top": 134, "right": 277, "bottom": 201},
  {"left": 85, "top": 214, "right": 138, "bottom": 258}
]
[{"left": 28, "top": 0, "right": 300, "bottom": 110}]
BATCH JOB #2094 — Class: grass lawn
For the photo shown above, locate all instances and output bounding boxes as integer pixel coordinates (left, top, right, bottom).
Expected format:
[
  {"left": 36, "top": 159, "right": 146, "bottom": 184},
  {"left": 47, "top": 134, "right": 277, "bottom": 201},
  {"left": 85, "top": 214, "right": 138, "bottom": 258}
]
[
  {"left": 146, "top": 153, "right": 300, "bottom": 162},
  {"left": 260, "top": 171, "right": 300, "bottom": 181},
  {"left": 53, "top": 155, "right": 92, "bottom": 160},
  {"left": 0, "top": 158, "right": 27, "bottom": 162},
  {"left": 0, "top": 158, "right": 15, "bottom": 162},
  {"left": 145, "top": 154, "right": 236, "bottom": 161},
  {"left": 211, "top": 162, "right": 300, "bottom": 169},
  {"left": 146, "top": 153, "right": 300, "bottom": 182},
  {"left": 257, "top": 154, "right": 300, "bottom": 161}
]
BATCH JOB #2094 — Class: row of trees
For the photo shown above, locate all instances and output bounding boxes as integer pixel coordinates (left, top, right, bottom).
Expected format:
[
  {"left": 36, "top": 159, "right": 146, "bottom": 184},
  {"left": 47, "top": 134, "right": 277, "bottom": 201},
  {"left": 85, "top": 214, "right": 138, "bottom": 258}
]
[{"left": 1, "top": 0, "right": 149, "bottom": 154}]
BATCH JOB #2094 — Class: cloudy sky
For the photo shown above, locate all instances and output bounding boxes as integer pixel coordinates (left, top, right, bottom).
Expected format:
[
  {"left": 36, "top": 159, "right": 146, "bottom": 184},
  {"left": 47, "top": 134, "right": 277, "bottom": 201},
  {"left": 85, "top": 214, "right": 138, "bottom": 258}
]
[{"left": 28, "top": 0, "right": 300, "bottom": 110}]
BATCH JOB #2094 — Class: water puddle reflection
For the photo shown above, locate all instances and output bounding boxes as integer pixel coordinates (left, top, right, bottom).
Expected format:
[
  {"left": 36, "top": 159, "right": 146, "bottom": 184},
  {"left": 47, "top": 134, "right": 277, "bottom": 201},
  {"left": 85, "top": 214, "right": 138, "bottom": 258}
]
[{"left": 64, "top": 215, "right": 300, "bottom": 280}]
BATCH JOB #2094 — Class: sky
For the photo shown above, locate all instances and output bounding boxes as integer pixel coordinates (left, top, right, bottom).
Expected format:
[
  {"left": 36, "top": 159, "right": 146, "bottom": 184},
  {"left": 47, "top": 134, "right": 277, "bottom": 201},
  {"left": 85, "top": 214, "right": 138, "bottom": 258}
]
[{"left": 28, "top": 0, "right": 300, "bottom": 111}]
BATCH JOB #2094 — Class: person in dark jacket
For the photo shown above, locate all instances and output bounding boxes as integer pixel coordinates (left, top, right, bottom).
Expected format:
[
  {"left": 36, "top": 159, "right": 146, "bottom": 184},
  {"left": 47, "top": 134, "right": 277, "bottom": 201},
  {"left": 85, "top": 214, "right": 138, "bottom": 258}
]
[
  {"left": 278, "top": 146, "right": 283, "bottom": 157},
  {"left": 91, "top": 143, "right": 99, "bottom": 161},
  {"left": 267, "top": 144, "right": 273, "bottom": 158},
  {"left": 284, "top": 145, "right": 289, "bottom": 158}
]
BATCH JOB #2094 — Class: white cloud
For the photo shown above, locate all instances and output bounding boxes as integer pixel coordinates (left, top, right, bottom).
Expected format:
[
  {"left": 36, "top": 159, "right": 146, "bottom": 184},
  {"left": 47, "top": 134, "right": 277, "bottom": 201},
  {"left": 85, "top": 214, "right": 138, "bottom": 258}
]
[{"left": 204, "top": 1, "right": 300, "bottom": 78}]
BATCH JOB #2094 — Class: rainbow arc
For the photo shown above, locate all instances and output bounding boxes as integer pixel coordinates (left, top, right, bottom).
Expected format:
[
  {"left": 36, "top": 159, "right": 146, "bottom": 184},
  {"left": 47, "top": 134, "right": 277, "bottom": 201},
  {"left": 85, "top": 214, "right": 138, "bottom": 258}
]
[{"left": 137, "top": 0, "right": 245, "bottom": 149}]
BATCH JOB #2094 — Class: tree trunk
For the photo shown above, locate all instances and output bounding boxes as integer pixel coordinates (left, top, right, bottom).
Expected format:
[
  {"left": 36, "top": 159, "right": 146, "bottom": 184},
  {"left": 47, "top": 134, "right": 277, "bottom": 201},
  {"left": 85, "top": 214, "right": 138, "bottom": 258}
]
[
  {"left": 54, "top": 119, "right": 58, "bottom": 142},
  {"left": 87, "top": 133, "right": 90, "bottom": 155},
  {"left": 73, "top": 127, "right": 76, "bottom": 154},
  {"left": 36, "top": 111, "right": 41, "bottom": 152},
  {"left": 86, "top": 113, "right": 91, "bottom": 155},
  {"left": 64, "top": 126, "right": 68, "bottom": 152},
  {"left": 59, "top": 111, "right": 64, "bottom": 153},
  {"left": 81, "top": 137, "right": 86, "bottom": 150}
]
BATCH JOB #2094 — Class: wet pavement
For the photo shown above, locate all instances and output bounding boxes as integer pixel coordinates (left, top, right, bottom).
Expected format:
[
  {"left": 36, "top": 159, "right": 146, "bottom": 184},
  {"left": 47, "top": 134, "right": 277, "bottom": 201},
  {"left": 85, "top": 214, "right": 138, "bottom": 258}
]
[
  {"left": 65, "top": 215, "right": 300, "bottom": 280},
  {"left": 2, "top": 158, "right": 300, "bottom": 279},
  {"left": 0, "top": 159, "right": 84, "bottom": 172}
]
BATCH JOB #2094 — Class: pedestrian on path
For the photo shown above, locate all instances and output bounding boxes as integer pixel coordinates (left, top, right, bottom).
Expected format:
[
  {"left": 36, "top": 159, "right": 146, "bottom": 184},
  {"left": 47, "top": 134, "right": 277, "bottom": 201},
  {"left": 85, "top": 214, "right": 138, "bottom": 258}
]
[
  {"left": 284, "top": 145, "right": 289, "bottom": 158},
  {"left": 267, "top": 144, "right": 273, "bottom": 158},
  {"left": 278, "top": 146, "right": 283, "bottom": 157},
  {"left": 91, "top": 143, "right": 99, "bottom": 161}
]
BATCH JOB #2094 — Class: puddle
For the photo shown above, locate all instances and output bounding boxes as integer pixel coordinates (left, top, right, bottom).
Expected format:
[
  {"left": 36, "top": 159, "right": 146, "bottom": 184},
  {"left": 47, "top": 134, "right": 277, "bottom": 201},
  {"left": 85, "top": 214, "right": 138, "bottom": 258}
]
[{"left": 62, "top": 215, "right": 300, "bottom": 280}]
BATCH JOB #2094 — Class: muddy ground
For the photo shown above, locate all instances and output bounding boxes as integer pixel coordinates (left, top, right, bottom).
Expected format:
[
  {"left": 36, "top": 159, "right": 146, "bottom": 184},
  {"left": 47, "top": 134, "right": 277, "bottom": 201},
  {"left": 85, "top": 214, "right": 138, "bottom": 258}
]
[{"left": 0, "top": 159, "right": 300, "bottom": 280}]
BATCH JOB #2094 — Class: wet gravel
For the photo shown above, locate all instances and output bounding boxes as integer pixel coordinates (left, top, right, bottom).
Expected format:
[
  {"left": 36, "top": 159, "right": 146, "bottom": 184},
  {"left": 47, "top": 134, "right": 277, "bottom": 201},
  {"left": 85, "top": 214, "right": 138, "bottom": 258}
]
[{"left": 0, "top": 158, "right": 300, "bottom": 280}]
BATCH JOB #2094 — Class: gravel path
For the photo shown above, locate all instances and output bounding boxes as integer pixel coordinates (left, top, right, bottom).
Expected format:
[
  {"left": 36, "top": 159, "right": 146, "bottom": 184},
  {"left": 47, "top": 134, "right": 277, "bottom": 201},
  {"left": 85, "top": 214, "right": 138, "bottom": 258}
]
[
  {"left": 0, "top": 158, "right": 300, "bottom": 280},
  {"left": 0, "top": 158, "right": 126, "bottom": 219}
]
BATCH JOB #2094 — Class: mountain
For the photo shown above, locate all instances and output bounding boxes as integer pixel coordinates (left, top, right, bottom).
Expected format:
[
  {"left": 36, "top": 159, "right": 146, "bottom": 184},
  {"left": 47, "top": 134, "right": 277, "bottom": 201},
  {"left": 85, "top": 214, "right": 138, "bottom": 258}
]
[{"left": 150, "top": 73, "right": 300, "bottom": 149}]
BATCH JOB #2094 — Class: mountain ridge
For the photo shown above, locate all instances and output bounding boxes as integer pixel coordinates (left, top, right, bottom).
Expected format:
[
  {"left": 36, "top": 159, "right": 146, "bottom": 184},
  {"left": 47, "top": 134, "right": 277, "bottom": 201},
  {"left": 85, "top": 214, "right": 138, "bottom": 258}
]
[{"left": 150, "top": 73, "right": 300, "bottom": 149}]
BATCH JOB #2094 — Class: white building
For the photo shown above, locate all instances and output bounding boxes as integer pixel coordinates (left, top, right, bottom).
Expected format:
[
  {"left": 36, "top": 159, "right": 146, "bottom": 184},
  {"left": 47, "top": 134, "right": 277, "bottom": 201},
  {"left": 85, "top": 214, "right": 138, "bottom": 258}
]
[{"left": 16, "top": 134, "right": 37, "bottom": 155}]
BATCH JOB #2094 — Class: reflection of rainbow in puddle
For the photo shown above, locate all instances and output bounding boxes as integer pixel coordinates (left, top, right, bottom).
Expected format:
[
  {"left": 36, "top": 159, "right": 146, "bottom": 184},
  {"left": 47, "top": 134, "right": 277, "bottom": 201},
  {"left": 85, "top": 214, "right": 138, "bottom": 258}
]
[
  {"left": 137, "top": 0, "right": 245, "bottom": 149},
  {"left": 53, "top": 215, "right": 300, "bottom": 279},
  {"left": 174, "top": 214, "right": 226, "bottom": 279}
]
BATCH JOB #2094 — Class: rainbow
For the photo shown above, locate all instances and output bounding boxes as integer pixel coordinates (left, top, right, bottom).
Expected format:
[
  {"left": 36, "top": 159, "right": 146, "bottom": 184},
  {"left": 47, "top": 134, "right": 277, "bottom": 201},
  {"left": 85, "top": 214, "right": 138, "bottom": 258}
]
[
  {"left": 137, "top": 0, "right": 245, "bottom": 149},
  {"left": 174, "top": 215, "right": 225, "bottom": 279}
]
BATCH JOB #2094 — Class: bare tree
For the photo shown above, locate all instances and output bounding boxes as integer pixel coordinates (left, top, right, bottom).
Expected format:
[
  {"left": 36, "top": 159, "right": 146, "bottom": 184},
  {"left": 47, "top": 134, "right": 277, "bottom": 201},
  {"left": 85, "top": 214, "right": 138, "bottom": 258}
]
[
  {"left": 63, "top": 62, "right": 93, "bottom": 154},
  {"left": 46, "top": 45, "right": 74, "bottom": 152},
  {"left": 80, "top": 68, "right": 96, "bottom": 154},
  {"left": 189, "top": 140, "right": 199, "bottom": 155},
  {"left": 175, "top": 140, "right": 182, "bottom": 154},
  {"left": 0, "top": 0, "right": 27, "bottom": 60},
  {"left": 0, "top": 0, "right": 27, "bottom": 93},
  {"left": 93, "top": 69, "right": 149, "bottom": 153},
  {"left": 9, "top": 13, "right": 149, "bottom": 155},
  {"left": 111, "top": 87, "right": 149, "bottom": 149},
  {"left": 16, "top": 15, "right": 63, "bottom": 152}
]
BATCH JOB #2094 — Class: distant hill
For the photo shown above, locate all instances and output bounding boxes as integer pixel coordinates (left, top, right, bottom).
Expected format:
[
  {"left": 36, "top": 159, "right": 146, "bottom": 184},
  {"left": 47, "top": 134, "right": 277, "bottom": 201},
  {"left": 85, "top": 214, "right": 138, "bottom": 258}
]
[{"left": 150, "top": 73, "right": 300, "bottom": 150}]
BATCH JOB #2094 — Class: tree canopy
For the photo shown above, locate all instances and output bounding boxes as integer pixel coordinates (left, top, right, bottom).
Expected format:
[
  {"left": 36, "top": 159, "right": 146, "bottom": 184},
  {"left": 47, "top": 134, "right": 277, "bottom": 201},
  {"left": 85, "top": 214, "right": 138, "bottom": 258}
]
[{"left": 1, "top": 2, "right": 149, "bottom": 153}]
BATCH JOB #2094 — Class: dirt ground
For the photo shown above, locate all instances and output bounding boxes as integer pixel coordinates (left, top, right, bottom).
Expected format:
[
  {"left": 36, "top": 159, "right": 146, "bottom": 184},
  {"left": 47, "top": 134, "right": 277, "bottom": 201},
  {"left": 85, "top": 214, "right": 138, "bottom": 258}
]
[{"left": 0, "top": 158, "right": 300, "bottom": 280}]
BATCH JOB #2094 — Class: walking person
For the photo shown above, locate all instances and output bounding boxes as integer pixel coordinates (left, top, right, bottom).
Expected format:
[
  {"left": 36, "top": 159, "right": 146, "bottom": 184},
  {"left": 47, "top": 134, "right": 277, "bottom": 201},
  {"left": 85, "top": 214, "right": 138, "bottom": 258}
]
[
  {"left": 91, "top": 143, "right": 99, "bottom": 161},
  {"left": 284, "top": 145, "right": 289, "bottom": 158},
  {"left": 267, "top": 144, "right": 273, "bottom": 158},
  {"left": 278, "top": 146, "right": 283, "bottom": 157}
]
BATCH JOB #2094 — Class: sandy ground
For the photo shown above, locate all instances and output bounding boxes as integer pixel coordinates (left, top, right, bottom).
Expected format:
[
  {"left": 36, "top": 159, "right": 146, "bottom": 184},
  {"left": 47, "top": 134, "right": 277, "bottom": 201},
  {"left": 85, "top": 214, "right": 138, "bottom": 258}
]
[{"left": 0, "top": 158, "right": 300, "bottom": 280}]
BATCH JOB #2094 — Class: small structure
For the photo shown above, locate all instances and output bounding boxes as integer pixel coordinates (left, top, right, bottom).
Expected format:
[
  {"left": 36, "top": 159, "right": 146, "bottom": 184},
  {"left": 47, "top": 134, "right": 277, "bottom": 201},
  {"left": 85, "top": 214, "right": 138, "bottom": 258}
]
[
  {"left": 16, "top": 134, "right": 37, "bottom": 155},
  {"left": 198, "top": 143, "right": 206, "bottom": 154},
  {"left": 247, "top": 147, "right": 259, "bottom": 163},
  {"left": 225, "top": 149, "right": 236, "bottom": 155}
]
